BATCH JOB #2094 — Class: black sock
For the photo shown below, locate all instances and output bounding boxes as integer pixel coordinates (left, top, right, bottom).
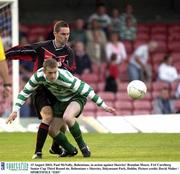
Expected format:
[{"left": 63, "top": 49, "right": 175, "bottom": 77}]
[{"left": 35, "top": 122, "right": 49, "bottom": 153}]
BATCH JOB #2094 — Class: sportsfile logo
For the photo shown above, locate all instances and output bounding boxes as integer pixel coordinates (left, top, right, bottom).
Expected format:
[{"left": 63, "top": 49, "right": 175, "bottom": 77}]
[
  {"left": 1, "top": 162, "right": 29, "bottom": 171},
  {"left": 1, "top": 162, "right": 5, "bottom": 170}
]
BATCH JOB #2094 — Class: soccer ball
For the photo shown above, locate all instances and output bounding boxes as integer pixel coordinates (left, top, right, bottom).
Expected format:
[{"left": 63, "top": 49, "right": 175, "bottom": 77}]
[{"left": 127, "top": 80, "right": 147, "bottom": 99}]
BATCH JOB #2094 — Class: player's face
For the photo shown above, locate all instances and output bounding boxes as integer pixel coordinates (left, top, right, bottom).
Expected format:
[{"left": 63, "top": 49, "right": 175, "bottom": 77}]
[
  {"left": 54, "top": 27, "right": 70, "bottom": 45},
  {"left": 44, "top": 67, "right": 58, "bottom": 82}
]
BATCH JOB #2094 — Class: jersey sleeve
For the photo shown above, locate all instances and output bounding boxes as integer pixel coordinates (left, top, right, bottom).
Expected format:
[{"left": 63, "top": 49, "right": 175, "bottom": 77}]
[
  {"left": 59, "top": 69, "right": 107, "bottom": 109},
  {"left": 12, "top": 72, "right": 40, "bottom": 112},
  {"left": 5, "top": 45, "right": 37, "bottom": 61},
  {"left": 72, "top": 78, "right": 107, "bottom": 109},
  {"left": 0, "top": 37, "right": 6, "bottom": 61}
]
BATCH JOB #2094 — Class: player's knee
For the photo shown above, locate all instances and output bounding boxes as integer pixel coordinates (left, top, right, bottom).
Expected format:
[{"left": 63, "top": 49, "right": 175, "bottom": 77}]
[
  {"left": 60, "top": 124, "right": 67, "bottom": 133},
  {"left": 40, "top": 106, "right": 53, "bottom": 124},
  {"left": 48, "top": 127, "right": 56, "bottom": 137},
  {"left": 63, "top": 115, "right": 74, "bottom": 126},
  {"left": 63, "top": 115, "right": 70, "bottom": 123}
]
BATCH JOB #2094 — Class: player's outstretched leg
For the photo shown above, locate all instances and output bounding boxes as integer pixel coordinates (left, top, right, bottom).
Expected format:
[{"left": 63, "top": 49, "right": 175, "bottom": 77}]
[
  {"left": 63, "top": 101, "right": 91, "bottom": 157},
  {"left": 32, "top": 91, "right": 54, "bottom": 159},
  {"left": 53, "top": 132, "right": 78, "bottom": 157},
  {"left": 49, "top": 117, "right": 78, "bottom": 157},
  {"left": 69, "top": 121, "right": 91, "bottom": 157},
  {"left": 32, "top": 122, "right": 49, "bottom": 159},
  {"left": 49, "top": 124, "right": 67, "bottom": 155}
]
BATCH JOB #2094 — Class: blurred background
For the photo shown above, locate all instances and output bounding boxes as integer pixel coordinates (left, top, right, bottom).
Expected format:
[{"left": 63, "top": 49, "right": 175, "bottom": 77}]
[{"left": 19, "top": 0, "right": 180, "bottom": 24}]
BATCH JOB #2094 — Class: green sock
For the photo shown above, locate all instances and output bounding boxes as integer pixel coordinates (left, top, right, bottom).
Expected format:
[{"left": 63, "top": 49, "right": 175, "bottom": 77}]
[
  {"left": 69, "top": 121, "right": 85, "bottom": 149},
  {"left": 54, "top": 132, "right": 75, "bottom": 153}
]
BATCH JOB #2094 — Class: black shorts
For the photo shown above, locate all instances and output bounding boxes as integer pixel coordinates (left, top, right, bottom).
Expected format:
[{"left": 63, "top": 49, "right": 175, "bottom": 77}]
[{"left": 32, "top": 85, "right": 57, "bottom": 119}]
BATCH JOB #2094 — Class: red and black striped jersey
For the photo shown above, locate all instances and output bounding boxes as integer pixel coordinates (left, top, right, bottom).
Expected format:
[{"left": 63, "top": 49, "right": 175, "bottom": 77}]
[{"left": 5, "top": 40, "right": 76, "bottom": 72}]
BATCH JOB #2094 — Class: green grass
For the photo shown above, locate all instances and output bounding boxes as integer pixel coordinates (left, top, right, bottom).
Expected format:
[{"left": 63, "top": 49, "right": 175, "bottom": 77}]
[{"left": 0, "top": 133, "right": 180, "bottom": 161}]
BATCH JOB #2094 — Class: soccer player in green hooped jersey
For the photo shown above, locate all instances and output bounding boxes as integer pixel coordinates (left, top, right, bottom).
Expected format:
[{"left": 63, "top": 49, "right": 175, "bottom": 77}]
[{"left": 7, "top": 58, "right": 116, "bottom": 157}]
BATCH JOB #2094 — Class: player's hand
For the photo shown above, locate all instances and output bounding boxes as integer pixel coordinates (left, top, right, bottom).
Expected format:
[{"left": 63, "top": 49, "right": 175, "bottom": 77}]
[
  {"left": 104, "top": 106, "right": 116, "bottom": 115},
  {"left": 3, "top": 86, "right": 12, "bottom": 98},
  {"left": 6, "top": 112, "right": 17, "bottom": 124}
]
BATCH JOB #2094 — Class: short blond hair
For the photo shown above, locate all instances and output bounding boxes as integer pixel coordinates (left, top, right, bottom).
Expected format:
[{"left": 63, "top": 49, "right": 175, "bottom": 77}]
[{"left": 43, "top": 59, "right": 58, "bottom": 70}]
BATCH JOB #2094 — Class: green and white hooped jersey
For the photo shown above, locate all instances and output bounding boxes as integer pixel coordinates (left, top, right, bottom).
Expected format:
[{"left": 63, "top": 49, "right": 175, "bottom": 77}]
[{"left": 13, "top": 68, "right": 107, "bottom": 112}]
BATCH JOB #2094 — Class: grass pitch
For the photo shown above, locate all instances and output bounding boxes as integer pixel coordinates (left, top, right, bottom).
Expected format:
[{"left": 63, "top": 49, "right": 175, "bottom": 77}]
[{"left": 0, "top": 132, "right": 180, "bottom": 161}]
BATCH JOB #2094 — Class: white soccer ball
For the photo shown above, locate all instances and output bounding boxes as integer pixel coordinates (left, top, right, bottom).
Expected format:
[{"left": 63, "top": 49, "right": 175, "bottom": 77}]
[{"left": 127, "top": 80, "right": 147, "bottom": 99}]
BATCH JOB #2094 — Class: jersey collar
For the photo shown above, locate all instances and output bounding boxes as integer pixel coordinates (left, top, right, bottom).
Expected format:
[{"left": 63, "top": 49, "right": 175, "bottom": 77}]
[{"left": 53, "top": 40, "right": 65, "bottom": 50}]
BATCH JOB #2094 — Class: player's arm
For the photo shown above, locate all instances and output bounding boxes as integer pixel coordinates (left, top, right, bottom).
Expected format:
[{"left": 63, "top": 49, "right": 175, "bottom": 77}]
[
  {"left": 0, "top": 37, "right": 12, "bottom": 97},
  {"left": 6, "top": 72, "right": 40, "bottom": 124},
  {"left": 0, "top": 60, "right": 11, "bottom": 97},
  {"left": 5, "top": 45, "right": 37, "bottom": 61},
  {"left": 0, "top": 60, "right": 10, "bottom": 84},
  {"left": 77, "top": 80, "right": 116, "bottom": 114}
]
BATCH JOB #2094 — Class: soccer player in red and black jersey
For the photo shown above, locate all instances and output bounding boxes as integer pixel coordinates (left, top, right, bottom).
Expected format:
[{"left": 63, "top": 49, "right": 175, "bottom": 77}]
[{"left": 5, "top": 20, "right": 90, "bottom": 159}]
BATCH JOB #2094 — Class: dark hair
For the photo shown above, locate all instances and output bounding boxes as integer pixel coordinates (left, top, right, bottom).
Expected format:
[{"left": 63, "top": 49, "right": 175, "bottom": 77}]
[
  {"left": 43, "top": 59, "right": 58, "bottom": 70},
  {"left": 163, "top": 54, "right": 171, "bottom": 62},
  {"left": 53, "top": 20, "right": 69, "bottom": 33},
  {"left": 110, "top": 53, "right": 117, "bottom": 61}
]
